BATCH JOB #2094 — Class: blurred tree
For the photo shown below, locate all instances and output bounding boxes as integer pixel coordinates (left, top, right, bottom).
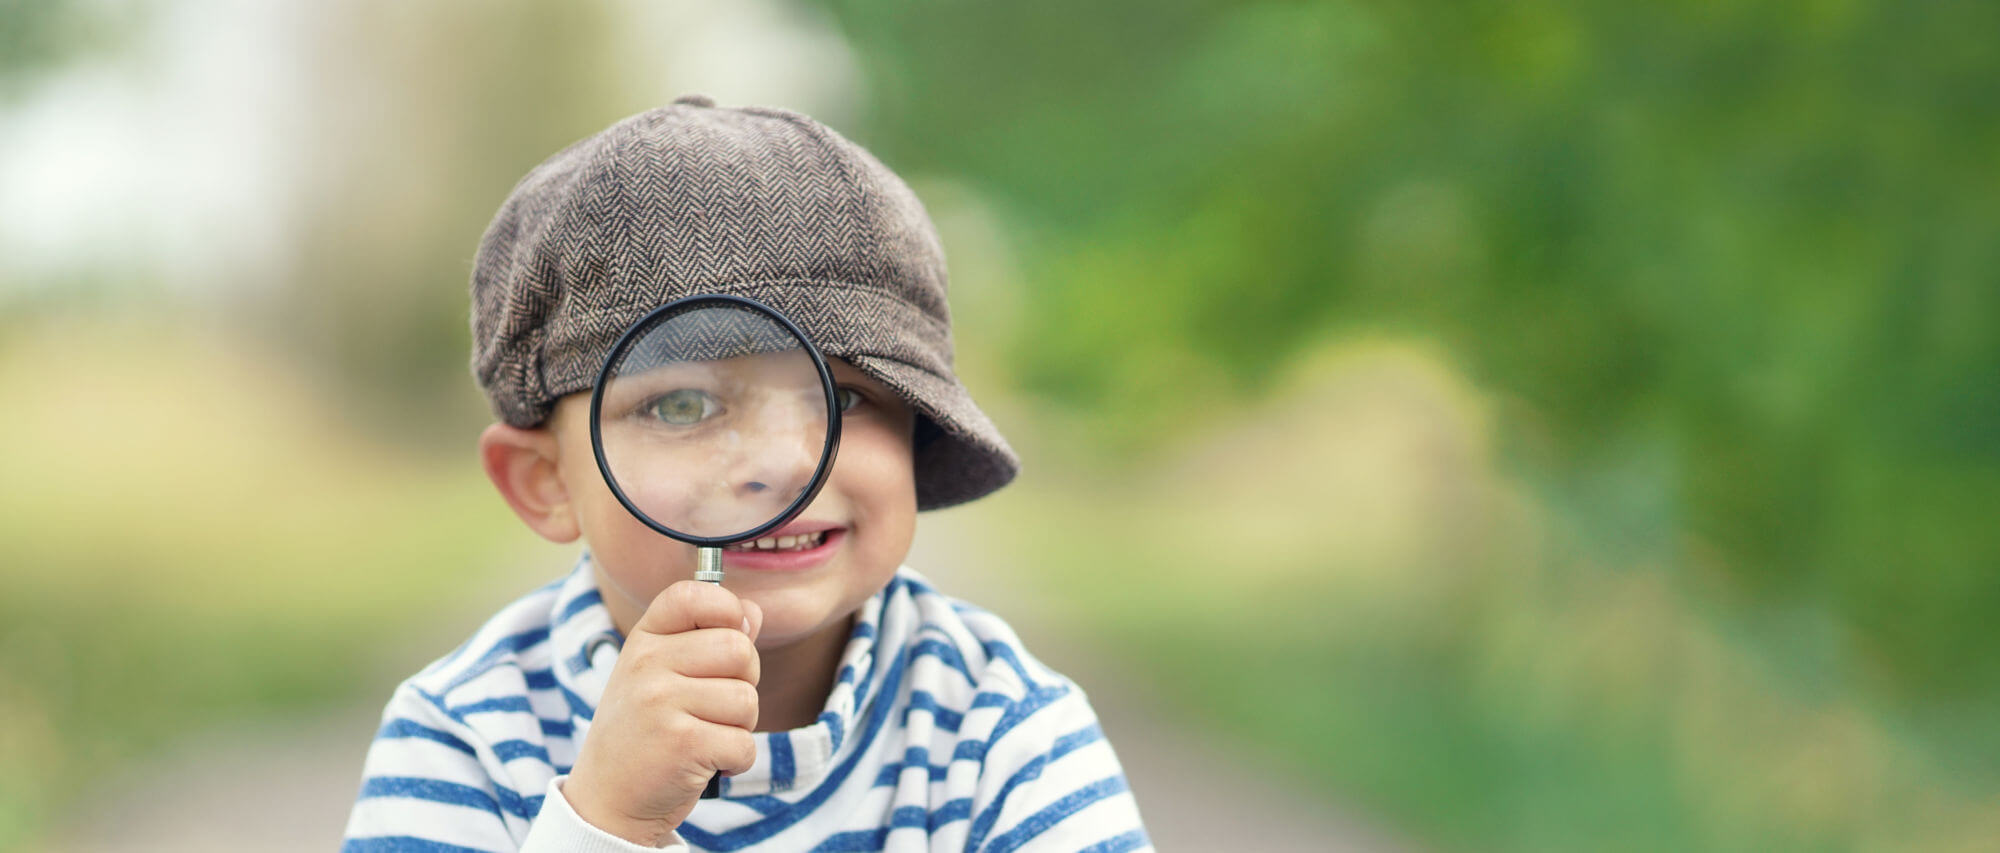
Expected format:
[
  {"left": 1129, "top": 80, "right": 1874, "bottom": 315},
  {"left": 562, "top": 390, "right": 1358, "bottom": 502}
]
[
  {"left": 808, "top": 0, "right": 2000, "bottom": 715},
  {"left": 262, "top": 0, "right": 661, "bottom": 448}
]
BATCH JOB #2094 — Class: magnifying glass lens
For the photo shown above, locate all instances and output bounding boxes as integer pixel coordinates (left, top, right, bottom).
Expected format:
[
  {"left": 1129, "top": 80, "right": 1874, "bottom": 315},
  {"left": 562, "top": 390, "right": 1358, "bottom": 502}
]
[{"left": 595, "top": 303, "right": 831, "bottom": 540}]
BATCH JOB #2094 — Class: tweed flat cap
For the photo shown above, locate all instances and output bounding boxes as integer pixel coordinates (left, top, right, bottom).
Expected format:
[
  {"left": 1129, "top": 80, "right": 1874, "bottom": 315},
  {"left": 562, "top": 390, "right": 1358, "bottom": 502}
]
[{"left": 471, "top": 94, "right": 1018, "bottom": 510}]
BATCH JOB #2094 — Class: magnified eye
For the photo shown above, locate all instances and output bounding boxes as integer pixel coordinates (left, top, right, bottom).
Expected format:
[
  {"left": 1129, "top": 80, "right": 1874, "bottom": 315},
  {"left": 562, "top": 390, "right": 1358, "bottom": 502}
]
[
  {"left": 835, "top": 387, "right": 864, "bottom": 414},
  {"left": 647, "top": 389, "right": 721, "bottom": 425}
]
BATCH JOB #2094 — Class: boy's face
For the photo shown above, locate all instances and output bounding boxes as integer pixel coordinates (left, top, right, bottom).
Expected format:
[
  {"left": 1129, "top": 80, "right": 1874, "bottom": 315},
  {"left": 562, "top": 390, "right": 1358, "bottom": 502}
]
[{"left": 544, "top": 358, "right": 917, "bottom": 649}]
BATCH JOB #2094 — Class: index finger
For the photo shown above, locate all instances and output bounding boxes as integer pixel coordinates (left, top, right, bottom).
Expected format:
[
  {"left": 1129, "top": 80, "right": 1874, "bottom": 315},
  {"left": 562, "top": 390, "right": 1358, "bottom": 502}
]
[{"left": 632, "top": 580, "right": 748, "bottom": 637}]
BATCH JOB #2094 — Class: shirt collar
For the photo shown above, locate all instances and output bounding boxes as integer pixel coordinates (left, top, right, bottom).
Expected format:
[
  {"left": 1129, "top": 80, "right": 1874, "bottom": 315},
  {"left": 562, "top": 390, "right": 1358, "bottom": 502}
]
[{"left": 546, "top": 551, "right": 900, "bottom": 797}]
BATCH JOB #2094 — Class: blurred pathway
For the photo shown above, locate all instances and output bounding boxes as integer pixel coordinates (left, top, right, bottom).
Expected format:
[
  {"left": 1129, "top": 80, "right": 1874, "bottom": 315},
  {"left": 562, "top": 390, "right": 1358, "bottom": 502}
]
[{"left": 46, "top": 516, "right": 1403, "bottom": 851}]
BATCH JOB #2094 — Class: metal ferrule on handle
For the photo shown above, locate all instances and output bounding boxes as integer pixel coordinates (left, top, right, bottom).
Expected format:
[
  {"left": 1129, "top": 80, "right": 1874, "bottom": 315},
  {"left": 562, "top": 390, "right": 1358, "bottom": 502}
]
[{"left": 695, "top": 547, "right": 724, "bottom": 584}]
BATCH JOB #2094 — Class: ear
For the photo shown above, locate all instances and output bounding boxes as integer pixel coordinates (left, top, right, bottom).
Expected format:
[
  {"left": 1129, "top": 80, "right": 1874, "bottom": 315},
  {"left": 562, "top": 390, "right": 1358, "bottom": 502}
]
[{"left": 479, "top": 423, "right": 581, "bottom": 543}]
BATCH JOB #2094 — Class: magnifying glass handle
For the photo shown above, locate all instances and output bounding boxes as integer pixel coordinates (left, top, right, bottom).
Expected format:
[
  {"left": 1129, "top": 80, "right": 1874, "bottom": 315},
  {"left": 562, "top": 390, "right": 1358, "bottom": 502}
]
[{"left": 696, "top": 545, "right": 725, "bottom": 799}]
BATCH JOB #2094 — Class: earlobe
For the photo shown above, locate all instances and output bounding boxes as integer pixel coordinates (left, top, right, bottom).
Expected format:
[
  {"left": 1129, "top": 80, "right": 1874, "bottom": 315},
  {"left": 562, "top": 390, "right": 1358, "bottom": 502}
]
[{"left": 478, "top": 423, "right": 581, "bottom": 543}]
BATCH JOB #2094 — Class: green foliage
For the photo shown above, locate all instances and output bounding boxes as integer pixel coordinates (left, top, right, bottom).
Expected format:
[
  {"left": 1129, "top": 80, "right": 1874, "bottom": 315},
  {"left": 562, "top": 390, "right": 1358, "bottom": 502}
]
[{"left": 813, "top": 0, "right": 2000, "bottom": 702}]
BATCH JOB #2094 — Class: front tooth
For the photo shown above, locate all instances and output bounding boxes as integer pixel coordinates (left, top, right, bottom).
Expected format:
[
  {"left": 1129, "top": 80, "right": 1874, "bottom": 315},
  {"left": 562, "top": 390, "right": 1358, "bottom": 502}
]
[
  {"left": 776, "top": 535, "right": 798, "bottom": 549},
  {"left": 756, "top": 537, "right": 777, "bottom": 550}
]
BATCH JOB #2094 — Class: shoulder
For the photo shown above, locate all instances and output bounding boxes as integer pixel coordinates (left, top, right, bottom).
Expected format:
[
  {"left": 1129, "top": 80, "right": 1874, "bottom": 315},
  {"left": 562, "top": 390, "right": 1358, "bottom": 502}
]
[
  {"left": 883, "top": 569, "right": 1153, "bottom": 851},
  {"left": 887, "top": 568, "right": 1072, "bottom": 697},
  {"left": 397, "top": 574, "right": 570, "bottom": 729},
  {"left": 882, "top": 568, "right": 1102, "bottom": 756}
]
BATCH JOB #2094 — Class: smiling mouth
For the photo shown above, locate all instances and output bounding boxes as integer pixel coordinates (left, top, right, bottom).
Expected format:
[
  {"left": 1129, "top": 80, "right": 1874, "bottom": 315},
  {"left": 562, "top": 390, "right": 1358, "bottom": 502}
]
[{"left": 724, "top": 530, "right": 830, "bottom": 552}]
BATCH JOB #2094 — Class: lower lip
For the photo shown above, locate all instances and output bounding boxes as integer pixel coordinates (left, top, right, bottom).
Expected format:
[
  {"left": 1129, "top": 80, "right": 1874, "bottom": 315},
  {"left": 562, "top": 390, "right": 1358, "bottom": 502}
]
[{"left": 720, "top": 529, "right": 845, "bottom": 572}]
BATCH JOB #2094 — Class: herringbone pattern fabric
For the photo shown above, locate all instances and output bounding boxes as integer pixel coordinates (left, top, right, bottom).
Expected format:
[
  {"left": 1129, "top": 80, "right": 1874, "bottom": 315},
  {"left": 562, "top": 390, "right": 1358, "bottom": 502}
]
[{"left": 470, "top": 95, "right": 1017, "bottom": 509}]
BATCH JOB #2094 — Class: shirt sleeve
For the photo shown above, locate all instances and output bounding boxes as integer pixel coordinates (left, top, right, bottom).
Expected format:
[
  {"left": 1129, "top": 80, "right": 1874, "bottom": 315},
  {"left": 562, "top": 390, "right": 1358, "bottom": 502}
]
[
  {"left": 963, "top": 679, "right": 1155, "bottom": 853},
  {"left": 340, "top": 683, "right": 690, "bottom": 852},
  {"left": 521, "top": 775, "right": 690, "bottom": 853}
]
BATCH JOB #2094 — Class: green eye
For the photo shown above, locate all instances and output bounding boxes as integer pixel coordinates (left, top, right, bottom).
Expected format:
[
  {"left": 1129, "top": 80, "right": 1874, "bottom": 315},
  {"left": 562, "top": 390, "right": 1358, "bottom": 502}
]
[
  {"left": 647, "top": 389, "right": 720, "bottom": 425},
  {"left": 836, "top": 387, "right": 863, "bottom": 413}
]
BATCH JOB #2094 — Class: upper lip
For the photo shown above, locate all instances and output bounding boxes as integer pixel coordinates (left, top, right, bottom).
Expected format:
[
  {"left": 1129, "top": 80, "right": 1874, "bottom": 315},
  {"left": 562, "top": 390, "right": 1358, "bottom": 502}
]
[{"left": 760, "top": 520, "right": 843, "bottom": 539}]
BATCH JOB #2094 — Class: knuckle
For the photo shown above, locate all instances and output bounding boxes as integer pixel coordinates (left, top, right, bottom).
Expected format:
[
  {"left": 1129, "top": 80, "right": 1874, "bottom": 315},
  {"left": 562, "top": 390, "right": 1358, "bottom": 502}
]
[
  {"left": 728, "top": 729, "right": 757, "bottom": 766},
  {"left": 728, "top": 680, "right": 759, "bottom": 721},
  {"left": 665, "top": 580, "right": 706, "bottom": 610},
  {"left": 697, "top": 628, "right": 752, "bottom": 667},
  {"left": 721, "top": 628, "right": 755, "bottom": 660}
]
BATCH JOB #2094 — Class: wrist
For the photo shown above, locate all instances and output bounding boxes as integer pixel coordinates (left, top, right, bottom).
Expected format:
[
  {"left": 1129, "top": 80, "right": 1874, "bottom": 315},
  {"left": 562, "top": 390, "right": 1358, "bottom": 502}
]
[{"left": 563, "top": 774, "right": 679, "bottom": 847}]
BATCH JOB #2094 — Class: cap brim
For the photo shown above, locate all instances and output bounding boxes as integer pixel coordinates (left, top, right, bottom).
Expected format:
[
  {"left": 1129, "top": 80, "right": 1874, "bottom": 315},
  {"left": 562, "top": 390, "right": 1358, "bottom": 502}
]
[{"left": 846, "top": 354, "right": 1020, "bottom": 511}]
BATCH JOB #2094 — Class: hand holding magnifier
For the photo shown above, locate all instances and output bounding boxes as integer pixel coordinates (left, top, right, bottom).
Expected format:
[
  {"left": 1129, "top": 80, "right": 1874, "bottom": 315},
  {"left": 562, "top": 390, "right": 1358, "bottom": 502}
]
[{"left": 588, "top": 294, "right": 842, "bottom": 800}]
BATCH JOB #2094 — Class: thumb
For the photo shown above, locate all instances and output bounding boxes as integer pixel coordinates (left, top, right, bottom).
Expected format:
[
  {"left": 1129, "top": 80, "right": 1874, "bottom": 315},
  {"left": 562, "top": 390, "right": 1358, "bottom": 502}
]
[{"left": 742, "top": 598, "right": 764, "bottom": 643}]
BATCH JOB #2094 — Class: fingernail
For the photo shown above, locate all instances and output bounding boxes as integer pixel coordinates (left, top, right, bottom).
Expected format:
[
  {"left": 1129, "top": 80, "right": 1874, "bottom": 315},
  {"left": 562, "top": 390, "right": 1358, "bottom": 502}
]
[{"left": 741, "top": 617, "right": 751, "bottom": 634}]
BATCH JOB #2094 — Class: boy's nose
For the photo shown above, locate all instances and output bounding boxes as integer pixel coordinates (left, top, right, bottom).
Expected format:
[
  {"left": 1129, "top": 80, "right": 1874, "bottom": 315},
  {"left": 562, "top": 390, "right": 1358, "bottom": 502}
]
[
  {"left": 735, "top": 443, "right": 815, "bottom": 502},
  {"left": 731, "top": 408, "right": 822, "bottom": 507}
]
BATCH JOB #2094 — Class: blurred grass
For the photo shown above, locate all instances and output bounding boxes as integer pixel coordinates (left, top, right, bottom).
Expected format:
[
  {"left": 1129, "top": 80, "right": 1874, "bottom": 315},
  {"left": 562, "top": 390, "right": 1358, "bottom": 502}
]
[
  {"left": 989, "top": 339, "right": 2000, "bottom": 852},
  {"left": 0, "top": 314, "right": 551, "bottom": 848}
]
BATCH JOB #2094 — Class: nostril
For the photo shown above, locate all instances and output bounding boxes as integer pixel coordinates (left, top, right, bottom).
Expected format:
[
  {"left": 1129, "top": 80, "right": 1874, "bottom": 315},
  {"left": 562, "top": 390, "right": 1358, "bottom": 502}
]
[{"left": 744, "top": 481, "right": 769, "bottom": 493}]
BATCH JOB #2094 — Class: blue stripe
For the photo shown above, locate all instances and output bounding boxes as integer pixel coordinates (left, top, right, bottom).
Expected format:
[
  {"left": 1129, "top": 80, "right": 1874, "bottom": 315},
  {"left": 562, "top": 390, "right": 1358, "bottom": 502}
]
[
  {"left": 768, "top": 732, "right": 796, "bottom": 790},
  {"left": 491, "top": 738, "right": 550, "bottom": 764},
  {"left": 522, "top": 668, "right": 556, "bottom": 690},
  {"left": 730, "top": 794, "right": 792, "bottom": 816},
  {"left": 872, "top": 745, "right": 947, "bottom": 787},
  {"left": 539, "top": 717, "right": 572, "bottom": 738},
  {"left": 376, "top": 719, "right": 475, "bottom": 756},
  {"left": 982, "top": 775, "right": 1131, "bottom": 853},
  {"left": 981, "top": 640, "right": 1036, "bottom": 686},
  {"left": 444, "top": 696, "right": 531, "bottom": 717},
  {"left": 818, "top": 710, "right": 845, "bottom": 752},
  {"left": 910, "top": 636, "right": 975, "bottom": 683},
  {"left": 342, "top": 837, "right": 494, "bottom": 853},
  {"left": 1078, "top": 828, "right": 1151, "bottom": 853},
  {"left": 556, "top": 587, "right": 603, "bottom": 624},
  {"left": 902, "top": 691, "right": 966, "bottom": 733},
  {"left": 358, "top": 775, "right": 544, "bottom": 823},
  {"left": 930, "top": 796, "right": 973, "bottom": 831},
  {"left": 357, "top": 777, "right": 501, "bottom": 819}
]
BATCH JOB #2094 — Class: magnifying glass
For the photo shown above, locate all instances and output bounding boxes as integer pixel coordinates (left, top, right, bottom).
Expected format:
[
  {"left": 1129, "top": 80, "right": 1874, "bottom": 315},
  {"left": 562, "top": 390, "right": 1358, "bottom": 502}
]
[{"left": 587, "top": 293, "right": 841, "bottom": 796}]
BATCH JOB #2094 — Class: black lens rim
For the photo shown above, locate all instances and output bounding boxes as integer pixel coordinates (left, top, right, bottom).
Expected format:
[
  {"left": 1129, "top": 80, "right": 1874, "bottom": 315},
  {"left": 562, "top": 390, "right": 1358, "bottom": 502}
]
[{"left": 588, "top": 293, "right": 843, "bottom": 547}]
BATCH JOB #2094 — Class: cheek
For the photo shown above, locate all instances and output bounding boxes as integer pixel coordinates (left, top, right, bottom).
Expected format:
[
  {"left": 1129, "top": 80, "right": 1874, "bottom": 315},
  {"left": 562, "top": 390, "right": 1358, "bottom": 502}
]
[
  {"left": 565, "top": 449, "right": 699, "bottom": 600},
  {"left": 839, "top": 425, "right": 918, "bottom": 567}
]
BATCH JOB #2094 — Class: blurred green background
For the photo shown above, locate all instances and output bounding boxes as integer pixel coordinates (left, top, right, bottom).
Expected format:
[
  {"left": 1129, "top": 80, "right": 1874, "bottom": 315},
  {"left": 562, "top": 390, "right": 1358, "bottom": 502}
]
[{"left": 4, "top": 0, "right": 1997, "bottom": 850}]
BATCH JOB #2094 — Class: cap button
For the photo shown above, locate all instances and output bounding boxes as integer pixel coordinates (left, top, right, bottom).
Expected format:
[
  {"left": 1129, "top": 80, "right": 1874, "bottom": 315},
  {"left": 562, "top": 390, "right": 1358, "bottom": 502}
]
[{"left": 673, "top": 94, "right": 716, "bottom": 108}]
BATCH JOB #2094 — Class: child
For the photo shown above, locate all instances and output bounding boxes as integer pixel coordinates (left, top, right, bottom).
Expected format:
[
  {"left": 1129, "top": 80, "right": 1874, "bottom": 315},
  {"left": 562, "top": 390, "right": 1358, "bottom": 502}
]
[{"left": 340, "top": 94, "right": 1153, "bottom": 852}]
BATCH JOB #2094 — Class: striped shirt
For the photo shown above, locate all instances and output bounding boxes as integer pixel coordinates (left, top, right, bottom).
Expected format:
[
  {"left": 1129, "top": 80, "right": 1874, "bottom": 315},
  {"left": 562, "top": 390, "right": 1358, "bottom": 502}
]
[{"left": 342, "top": 553, "right": 1153, "bottom": 851}]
